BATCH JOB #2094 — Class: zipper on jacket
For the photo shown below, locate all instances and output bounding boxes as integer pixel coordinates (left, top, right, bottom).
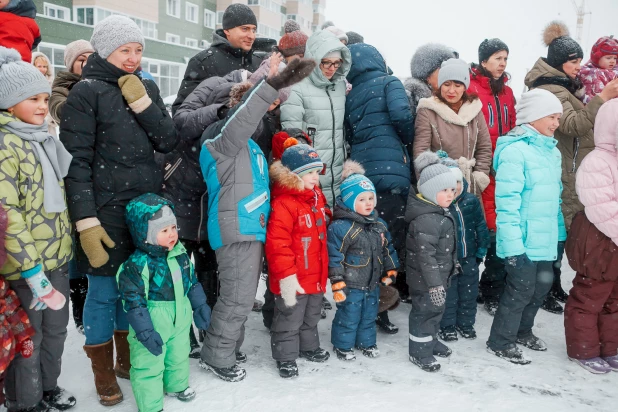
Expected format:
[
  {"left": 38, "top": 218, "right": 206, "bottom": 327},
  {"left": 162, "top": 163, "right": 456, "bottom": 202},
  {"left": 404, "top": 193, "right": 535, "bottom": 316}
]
[
  {"left": 326, "top": 88, "right": 336, "bottom": 201},
  {"left": 455, "top": 203, "right": 466, "bottom": 257},
  {"left": 163, "top": 157, "right": 182, "bottom": 181},
  {"left": 197, "top": 192, "right": 207, "bottom": 242},
  {"left": 257, "top": 152, "right": 265, "bottom": 178},
  {"left": 493, "top": 95, "right": 503, "bottom": 136},
  {"left": 572, "top": 137, "right": 580, "bottom": 173},
  {"left": 503, "top": 104, "right": 510, "bottom": 130},
  {"left": 487, "top": 102, "right": 494, "bottom": 128},
  {"left": 301, "top": 237, "right": 311, "bottom": 270}
]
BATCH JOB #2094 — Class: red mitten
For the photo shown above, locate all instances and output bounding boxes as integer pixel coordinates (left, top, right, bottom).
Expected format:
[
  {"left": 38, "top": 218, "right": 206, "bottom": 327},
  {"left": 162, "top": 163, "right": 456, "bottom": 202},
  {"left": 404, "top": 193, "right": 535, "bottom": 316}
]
[{"left": 18, "top": 338, "right": 34, "bottom": 358}]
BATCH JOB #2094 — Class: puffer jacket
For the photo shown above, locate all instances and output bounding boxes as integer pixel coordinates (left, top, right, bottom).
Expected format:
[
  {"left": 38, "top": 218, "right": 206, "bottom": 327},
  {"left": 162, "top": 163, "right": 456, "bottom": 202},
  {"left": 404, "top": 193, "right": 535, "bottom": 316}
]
[
  {"left": 413, "top": 96, "right": 493, "bottom": 195},
  {"left": 172, "top": 29, "right": 264, "bottom": 115},
  {"left": 405, "top": 187, "right": 457, "bottom": 292},
  {"left": 280, "top": 30, "right": 351, "bottom": 206},
  {"left": 0, "top": 277, "right": 35, "bottom": 375},
  {"left": 450, "top": 179, "right": 490, "bottom": 260},
  {"left": 575, "top": 98, "right": 618, "bottom": 246},
  {"left": 0, "top": 112, "right": 73, "bottom": 280},
  {"left": 468, "top": 65, "right": 517, "bottom": 231},
  {"left": 200, "top": 79, "right": 279, "bottom": 250},
  {"left": 345, "top": 43, "right": 414, "bottom": 195},
  {"left": 266, "top": 162, "right": 330, "bottom": 295},
  {"left": 0, "top": 11, "right": 40, "bottom": 63},
  {"left": 494, "top": 125, "right": 567, "bottom": 261},
  {"left": 524, "top": 57, "right": 605, "bottom": 230},
  {"left": 578, "top": 62, "right": 617, "bottom": 105},
  {"left": 117, "top": 193, "right": 197, "bottom": 312},
  {"left": 327, "top": 200, "right": 399, "bottom": 291},
  {"left": 49, "top": 70, "right": 81, "bottom": 124}
]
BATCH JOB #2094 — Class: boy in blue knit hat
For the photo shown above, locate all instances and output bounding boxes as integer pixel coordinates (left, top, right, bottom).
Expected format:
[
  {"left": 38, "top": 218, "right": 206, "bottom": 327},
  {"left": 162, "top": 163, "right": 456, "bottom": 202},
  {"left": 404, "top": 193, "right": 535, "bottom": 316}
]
[{"left": 327, "top": 161, "right": 399, "bottom": 361}]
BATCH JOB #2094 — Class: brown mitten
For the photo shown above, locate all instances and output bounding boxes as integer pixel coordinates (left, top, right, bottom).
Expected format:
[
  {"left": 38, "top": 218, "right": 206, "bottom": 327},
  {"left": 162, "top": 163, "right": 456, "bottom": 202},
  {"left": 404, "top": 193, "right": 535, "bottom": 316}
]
[
  {"left": 118, "top": 74, "right": 152, "bottom": 113},
  {"left": 79, "top": 225, "right": 116, "bottom": 268}
]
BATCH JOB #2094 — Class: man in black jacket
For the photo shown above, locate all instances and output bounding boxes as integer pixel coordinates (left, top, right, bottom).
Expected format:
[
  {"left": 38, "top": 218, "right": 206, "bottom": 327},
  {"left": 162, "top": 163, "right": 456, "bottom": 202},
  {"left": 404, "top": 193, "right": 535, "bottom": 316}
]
[{"left": 172, "top": 3, "right": 265, "bottom": 115}]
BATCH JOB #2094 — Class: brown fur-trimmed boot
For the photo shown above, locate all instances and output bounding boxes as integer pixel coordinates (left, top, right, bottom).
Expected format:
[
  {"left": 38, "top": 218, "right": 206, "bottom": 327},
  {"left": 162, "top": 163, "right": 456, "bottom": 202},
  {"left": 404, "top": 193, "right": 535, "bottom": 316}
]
[
  {"left": 113, "top": 330, "right": 131, "bottom": 379},
  {"left": 83, "top": 340, "right": 124, "bottom": 406}
]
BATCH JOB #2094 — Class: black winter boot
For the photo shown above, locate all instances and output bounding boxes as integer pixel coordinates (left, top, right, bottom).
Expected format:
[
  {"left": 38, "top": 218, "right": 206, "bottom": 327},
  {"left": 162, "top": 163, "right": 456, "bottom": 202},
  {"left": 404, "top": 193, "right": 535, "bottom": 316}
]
[
  {"left": 199, "top": 360, "right": 246, "bottom": 382},
  {"left": 550, "top": 264, "right": 569, "bottom": 303},
  {"left": 299, "top": 347, "right": 330, "bottom": 362},
  {"left": 376, "top": 311, "right": 399, "bottom": 334},
  {"left": 541, "top": 295, "right": 564, "bottom": 314},
  {"left": 438, "top": 326, "right": 458, "bottom": 342},
  {"left": 42, "top": 387, "right": 76, "bottom": 411},
  {"left": 487, "top": 345, "right": 531, "bottom": 365},
  {"left": 409, "top": 355, "right": 440, "bottom": 372},
  {"left": 277, "top": 361, "right": 299, "bottom": 378},
  {"left": 333, "top": 347, "right": 356, "bottom": 361}
]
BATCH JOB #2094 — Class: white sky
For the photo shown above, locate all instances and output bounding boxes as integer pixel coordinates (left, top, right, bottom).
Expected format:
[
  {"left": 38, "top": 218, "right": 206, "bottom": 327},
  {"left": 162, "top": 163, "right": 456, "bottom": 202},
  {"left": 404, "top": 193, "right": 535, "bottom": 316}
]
[{"left": 325, "top": 0, "right": 618, "bottom": 98}]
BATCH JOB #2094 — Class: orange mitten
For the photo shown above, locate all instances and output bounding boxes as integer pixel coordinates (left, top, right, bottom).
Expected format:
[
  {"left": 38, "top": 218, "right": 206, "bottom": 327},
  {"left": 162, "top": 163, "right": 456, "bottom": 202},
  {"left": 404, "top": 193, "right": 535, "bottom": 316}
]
[
  {"left": 332, "top": 281, "right": 347, "bottom": 303},
  {"left": 381, "top": 270, "right": 397, "bottom": 286}
]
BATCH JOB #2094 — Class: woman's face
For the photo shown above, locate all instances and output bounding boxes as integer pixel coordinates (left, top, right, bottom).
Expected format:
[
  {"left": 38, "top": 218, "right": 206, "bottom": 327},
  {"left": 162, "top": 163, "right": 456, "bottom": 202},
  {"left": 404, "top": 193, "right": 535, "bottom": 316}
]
[
  {"left": 481, "top": 50, "right": 508, "bottom": 79},
  {"left": 530, "top": 113, "right": 561, "bottom": 137},
  {"left": 440, "top": 81, "right": 466, "bottom": 104},
  {"left": 106, "top": 42, "right": 143, "bottom": 73},
  {"left": 562, "top": 58, "right": 582, "bottom": 80},
  {"left": 320, "top": 58, "right": 342, "bottom": 80},
  {"left": 34, "top": 57, "right": 49, "bottom": 76},
  {"left": 72, "top": 52, "right": 92, "bottom": 76}
]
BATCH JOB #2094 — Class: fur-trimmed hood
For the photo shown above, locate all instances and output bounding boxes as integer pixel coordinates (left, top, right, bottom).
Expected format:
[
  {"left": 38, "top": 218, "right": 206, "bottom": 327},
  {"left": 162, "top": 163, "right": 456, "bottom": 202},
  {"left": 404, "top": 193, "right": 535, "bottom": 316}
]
[
  {"left": 417, "top": 96, "right": 482, "bottom": 125},
  {"left": 269, "top": 160, "right": 305, "bottom": 192},
  {"left": 404, "top": 77, "right": 432, "bottom": 101}
]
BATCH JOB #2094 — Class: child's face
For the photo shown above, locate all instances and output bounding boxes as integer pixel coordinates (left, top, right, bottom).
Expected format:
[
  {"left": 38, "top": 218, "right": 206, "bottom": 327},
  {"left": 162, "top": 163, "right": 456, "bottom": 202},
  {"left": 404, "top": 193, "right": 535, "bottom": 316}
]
[
  {"left": 301, "top": 169, "right": 320, "bottom": 190},
  {"left": 157, "top": 224, "right": 178, "bottom": 251},
  {"left": 598, "top": 55, "right": 617, "bottom": 70},
  {"left": 436, "top": 188, "right": 456, "bottom": 208},
  {"left": 8, "top": 93, "right": 50, "bottom": 125},
  {"left": 455, "top": 181, "right": 463, "bottom": 197},
  {"left": 355, "top": 192, "right": 375, "bottom": 216},
  {"left": 530, "top": 113, "right": 562, "bottom": 137}
]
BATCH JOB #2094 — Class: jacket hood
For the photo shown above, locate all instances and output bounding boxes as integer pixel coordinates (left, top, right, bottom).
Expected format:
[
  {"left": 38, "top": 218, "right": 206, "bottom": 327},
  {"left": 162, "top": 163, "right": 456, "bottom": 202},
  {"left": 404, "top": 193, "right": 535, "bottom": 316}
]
[
  {"left": 593, "top": 97, "right": 618, "bottom": 154},
  {"left": 31, "top": 51, "right": 53, "bottom": 79},
  {"left": 404, "top": 77, "right": 432, "bottom": 101},
  {"left": 53, "top": 71, "right": 81, "bottom": 89},
  {"left": 417, "top": 96, "right": 483, "bottom": 125},
  {"left": 305, "top": 30, "right": 351, "bottom": 88},
  {"left": 82, "top": 52, "right": 138, "bottom": 83},
  {"left": 212, "top": 29, "right": 256, "bottom": 59},
  {"left": 405, "top": 186, "right": 446, "bottom": 222},
  {"left": 524, "top": 57, "right": 567, "bottom": 88},
  {"left": 346, "top": 43, "right": 388, "bottom": 85},
  {"left": 4, "top": 0, "right": 36, "bottom": 18},
  {"left": 125, "top": 193, "right": 176, "bottom": 257},
  {"left": 454, "top": 179, "right": 470, "bottom": 202},
  {"left": 269, "top": 161, "right": 322, "bottom": 204},
  {"left": 332, "top": 198, "right": 377, "bottom": 224},
  {"left": 493, "top": 125, "right": 558, "bottom": 169}
]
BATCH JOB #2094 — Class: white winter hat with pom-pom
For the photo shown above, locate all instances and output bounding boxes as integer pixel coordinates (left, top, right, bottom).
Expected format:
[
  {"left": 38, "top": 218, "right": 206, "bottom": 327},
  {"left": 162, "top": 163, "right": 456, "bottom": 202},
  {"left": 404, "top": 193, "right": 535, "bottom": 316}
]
[
  {"left": 340, "top": 160, "right": 376, "bottom": 211},
  {"left": 0, "top": 46, "right": 51, "bottom": 110},
  {"left": 415, "top": 151, "right": 457, "bottom": 206}
]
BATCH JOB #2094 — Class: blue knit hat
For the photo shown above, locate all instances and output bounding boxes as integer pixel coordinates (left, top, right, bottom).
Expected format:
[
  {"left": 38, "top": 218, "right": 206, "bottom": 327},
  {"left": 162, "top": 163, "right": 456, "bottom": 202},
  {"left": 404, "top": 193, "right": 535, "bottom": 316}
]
[
  {"left": 340, "top": 160, "right": 376, "bottom": 210},
  {"left": 280, "top": 138, "right": 324, "bottom": 177}
]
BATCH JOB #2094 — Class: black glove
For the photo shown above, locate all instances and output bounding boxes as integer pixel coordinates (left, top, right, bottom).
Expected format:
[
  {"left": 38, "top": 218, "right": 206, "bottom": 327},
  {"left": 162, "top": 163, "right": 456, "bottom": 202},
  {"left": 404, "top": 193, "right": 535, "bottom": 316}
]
[{"left": 266, "top": 58, "right": 316, "bottom": 91}]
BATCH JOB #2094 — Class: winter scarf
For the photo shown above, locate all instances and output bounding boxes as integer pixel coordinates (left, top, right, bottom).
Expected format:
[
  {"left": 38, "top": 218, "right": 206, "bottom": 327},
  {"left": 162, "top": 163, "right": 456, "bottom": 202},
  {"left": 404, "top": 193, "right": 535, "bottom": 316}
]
[
  {"left": 2, "top": 118, "right": 72, "bottom": 213},
  {"left": 532, "top": 75, "right": 583, "bottom": 96}
]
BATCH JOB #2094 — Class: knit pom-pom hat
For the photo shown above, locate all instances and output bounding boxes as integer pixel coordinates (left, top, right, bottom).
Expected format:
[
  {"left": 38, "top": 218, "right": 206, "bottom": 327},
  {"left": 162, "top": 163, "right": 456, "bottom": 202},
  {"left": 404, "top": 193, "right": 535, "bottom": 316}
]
[
  {"left": 340, "top": 160, "right": 377, "bottom": 211},
  {"left": 415, "top": 151, "right": 457, "bottom": 206},
  {"left": 0, "top": 46, "right": 51, "bottom": 110},
  {"left": 280, "top": 138, "right": 324, "bottom": 177},
  {"left": 278, "top": 20, "right": 309, "bottom": 58},
  {"left": 543, "top": 21, "right": 583, "bottom": 68}
]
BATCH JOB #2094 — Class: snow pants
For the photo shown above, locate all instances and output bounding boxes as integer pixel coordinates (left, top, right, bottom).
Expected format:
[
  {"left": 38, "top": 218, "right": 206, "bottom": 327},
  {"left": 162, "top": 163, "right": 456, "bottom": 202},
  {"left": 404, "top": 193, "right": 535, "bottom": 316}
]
[
  {"left": 84, "top": 274, "right": 129, "bottom": 345},
  {"left": 564, "top": 273, "right": 618, "bottom": 359},
  {"left": 332, "top": 287, "right": 380, "bottom": 350},
  {"left": 479, "top": 233, "right": 507, "bottom": 303},
  {"left": 129, "top": 298, "right": 192, "bottom": 412},
  {"left": 441, "top": 258, "right": 479, "bottom": 329},
  {"left": 201, "top": 241, "right": 262, "bottom": 368},
  {"left": 487, "top": 260, "right": 553, "bottom": 351},
  {"left": 271, "top": 293, "right": 323, "bottom": 361},
  {"left": 408, "top": 290, "right": 445, "bottom": 358},
  {"left": 5, "top": 264, "right": 69, "bottom": 410}
]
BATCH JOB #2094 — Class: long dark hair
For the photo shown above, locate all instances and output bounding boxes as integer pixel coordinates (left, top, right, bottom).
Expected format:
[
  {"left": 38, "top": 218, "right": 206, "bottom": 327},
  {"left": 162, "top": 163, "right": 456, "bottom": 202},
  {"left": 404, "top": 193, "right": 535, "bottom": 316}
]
[
  {"left": 472, "top": 63, "right": 510, "bottom": 95},
  {"left": 433, "top": 82, "right": 479, "bottom": 106}
]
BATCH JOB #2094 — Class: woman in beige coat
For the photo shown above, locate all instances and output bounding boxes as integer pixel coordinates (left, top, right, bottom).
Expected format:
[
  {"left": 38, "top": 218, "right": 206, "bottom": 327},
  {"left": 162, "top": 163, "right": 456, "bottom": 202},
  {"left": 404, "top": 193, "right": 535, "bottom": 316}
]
[{"left": 413, "top": 58, "right": 492, "bottom": 196}]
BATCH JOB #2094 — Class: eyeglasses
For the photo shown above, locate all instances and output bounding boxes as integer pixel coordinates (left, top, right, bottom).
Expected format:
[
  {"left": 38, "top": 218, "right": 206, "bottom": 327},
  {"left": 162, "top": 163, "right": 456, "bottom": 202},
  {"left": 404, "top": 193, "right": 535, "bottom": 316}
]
[{"left": 320, "top": 61, "right": 343, "bottom": 69}]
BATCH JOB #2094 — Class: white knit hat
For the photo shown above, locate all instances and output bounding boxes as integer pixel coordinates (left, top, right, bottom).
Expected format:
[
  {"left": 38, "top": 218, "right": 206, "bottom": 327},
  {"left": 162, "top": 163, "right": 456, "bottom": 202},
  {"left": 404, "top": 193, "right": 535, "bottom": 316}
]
[
  {"left": 516, "top": 89, "right": 563, "bottom": 125},
  {"left": 90, "top": 15, "right": 145, "bottom": 59}
]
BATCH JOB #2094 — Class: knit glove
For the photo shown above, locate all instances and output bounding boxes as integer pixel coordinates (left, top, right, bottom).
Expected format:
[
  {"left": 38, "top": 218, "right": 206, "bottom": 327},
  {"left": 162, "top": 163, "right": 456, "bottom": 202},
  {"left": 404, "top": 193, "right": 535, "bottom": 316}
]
[
  {"left": 472, "top": 171, "right": 490, "bottom": 193},
  {"left": 17, "top": 338, "right": 34, "bottom": 358},
  {"left": 381, "top": 270, "right": 397, "bottom": 286},
  {"left": 332, "top": 281, "right": 347, "bottom": 303},
  {"left": 22, "top": 266, "right": 66, "bottom": 311},
  {"left": 187, "top": 284, "right": 211, "bottom": 331},
  {"left": 78, "top": 223, "right": 116, "bottom": 268},
  {"left": 127, "top": 307, "right": 163, "bottom": 356},
  {"left": 279, "top": 274, "right": 305, "bottom": 307},
  {"left": 429, "top": 286, "right": 446, "bottom": 307},
  {"left": 118, "top": 74, "right": 152, "bottom": 113},
  {"left": 266, "top": 58, "right": 316, "bottom": 91}
]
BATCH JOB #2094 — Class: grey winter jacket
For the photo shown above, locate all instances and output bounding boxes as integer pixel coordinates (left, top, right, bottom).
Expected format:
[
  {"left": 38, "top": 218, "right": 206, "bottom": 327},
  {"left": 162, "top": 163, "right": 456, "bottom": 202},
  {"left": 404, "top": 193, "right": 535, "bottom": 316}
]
[
  {"left": 405, "top": 187, "right": 457, "bottom": 292},
  {"left": 280, "top": 30, "right": 351, "bottom": 207},
  {"left": 327, "top": 200, "right": 399, "bottom": 291}
]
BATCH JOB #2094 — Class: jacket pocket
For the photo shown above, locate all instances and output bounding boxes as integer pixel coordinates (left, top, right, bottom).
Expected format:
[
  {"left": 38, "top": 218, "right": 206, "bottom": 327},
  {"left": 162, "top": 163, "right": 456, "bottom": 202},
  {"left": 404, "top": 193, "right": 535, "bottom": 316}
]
[
  {"left": 343, "top": 253, "right": 370, "bottom": 268},
  {"left": 237, "top": 190, "right": 270, "bottom": 236}
]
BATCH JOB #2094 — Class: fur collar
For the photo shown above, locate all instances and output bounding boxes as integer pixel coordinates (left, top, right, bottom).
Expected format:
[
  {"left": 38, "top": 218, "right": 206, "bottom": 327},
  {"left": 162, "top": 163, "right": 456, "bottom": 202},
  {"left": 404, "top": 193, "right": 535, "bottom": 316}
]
[
  {"left": 269, "top": 161, "right": 305, "bottom": 191},
  {"left": 403, "top": 77, "right": 432, "bottom": 101},
  {"left": 417, "top": 96, "right": 482, "bottom": 126}
]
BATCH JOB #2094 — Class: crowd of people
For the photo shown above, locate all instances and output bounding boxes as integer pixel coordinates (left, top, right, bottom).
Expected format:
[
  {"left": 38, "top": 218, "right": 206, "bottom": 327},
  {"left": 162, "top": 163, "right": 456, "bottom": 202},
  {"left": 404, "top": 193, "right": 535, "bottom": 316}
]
[{"left": 2, "top": 0, "right": 618, "bottom": 411}]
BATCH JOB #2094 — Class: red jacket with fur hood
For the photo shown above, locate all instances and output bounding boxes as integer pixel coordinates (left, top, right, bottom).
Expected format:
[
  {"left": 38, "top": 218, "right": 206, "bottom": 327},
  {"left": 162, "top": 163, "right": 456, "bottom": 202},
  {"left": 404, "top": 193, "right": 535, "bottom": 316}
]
[{"left": 266, "top": 161, "right": 330, "bottom": 295}]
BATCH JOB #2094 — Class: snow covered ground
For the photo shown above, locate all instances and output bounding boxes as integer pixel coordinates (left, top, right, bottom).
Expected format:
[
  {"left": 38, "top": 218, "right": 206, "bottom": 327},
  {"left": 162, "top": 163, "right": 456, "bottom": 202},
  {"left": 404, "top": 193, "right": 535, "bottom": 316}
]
[{"left": 59, "top": 258, "right": 616, "bottom": 412}]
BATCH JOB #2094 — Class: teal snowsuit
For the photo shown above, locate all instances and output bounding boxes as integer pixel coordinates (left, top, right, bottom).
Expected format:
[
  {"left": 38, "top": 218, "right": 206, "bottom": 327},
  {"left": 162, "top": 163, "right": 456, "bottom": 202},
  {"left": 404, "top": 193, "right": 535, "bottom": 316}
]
[{"left": 117, "top": 194, "right": 197, "bottom": 412}]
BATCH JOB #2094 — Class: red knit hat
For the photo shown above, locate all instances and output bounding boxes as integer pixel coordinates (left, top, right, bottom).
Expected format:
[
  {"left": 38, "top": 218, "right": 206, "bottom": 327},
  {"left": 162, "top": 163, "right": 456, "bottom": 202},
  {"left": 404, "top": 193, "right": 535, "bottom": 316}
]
[
  {"left": 278, "top": 20, "right": 309, "bottom": 58},
  {"left": 272, "top": 129, "right": 312, "bottom": 161},
  {"left": 590, "top": 36, "right": 618, "bottom": 66}
]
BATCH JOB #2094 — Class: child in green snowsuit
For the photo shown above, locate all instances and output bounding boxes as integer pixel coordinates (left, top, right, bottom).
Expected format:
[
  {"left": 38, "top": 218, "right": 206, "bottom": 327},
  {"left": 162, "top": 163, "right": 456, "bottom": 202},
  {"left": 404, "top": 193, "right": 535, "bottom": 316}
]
[{"left": 117, "top": 193, "right": 211, "bottom": 412}]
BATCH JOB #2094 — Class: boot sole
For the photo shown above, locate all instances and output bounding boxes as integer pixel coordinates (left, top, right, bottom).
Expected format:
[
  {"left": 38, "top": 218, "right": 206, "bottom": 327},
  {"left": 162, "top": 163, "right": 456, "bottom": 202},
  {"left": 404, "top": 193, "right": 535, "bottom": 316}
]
[
  {"left": 165, "top": 392, "right": 197, "bottom": 402},
  {"left": 569, "top": 357, "right": 612, "bottom": 374},
  {"left": 409, "top": 356, "right": 440, "bottom": 372},
  {"left": 200, "top": 361, "right": 246, "bottom": 382},
  {"left": 299, "top": 354, "right": 330, "bottom": 363},
  {"left": 99, "top": 394, "right": 124, "bottom": 406},
  {"left": 486, "top": 347, "right": 531, "bottom": 365}
]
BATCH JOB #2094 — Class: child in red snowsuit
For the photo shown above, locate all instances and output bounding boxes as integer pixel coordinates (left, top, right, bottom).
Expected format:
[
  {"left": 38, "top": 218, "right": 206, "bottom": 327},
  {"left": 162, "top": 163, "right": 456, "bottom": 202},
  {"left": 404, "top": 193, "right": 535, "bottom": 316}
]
[
  {"left": 0, "top": 0, "right": 41, "bottom": 62},
  {"left": 578, "top": 36, "right": 618, "bottom": 104}
]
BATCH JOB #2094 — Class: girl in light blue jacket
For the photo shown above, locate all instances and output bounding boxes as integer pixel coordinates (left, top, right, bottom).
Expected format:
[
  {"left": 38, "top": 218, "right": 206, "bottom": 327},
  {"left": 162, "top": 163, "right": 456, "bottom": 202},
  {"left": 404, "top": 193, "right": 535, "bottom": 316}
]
[{"left": 487, "top": 89, "right": 567, "bottom": 365}]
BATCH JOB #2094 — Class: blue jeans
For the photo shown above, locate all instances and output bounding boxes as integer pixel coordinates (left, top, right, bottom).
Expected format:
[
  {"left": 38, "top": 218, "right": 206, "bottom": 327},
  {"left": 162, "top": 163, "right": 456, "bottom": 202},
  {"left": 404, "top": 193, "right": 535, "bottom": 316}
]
[
  {"left": 83, "top": 275, "right": 128, "bottom": 345},
  {"left": 331, "top": 287, "right": 380, "bottom": 350}
]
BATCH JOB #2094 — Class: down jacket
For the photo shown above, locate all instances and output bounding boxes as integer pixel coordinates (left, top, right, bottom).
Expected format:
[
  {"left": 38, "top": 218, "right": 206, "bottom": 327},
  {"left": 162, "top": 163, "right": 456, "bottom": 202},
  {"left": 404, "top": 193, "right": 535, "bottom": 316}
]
[
  {"left": 327, "top": 200, "right": 399, "bottom": 291},
  {"left": 450, "top": 180, "right": 490, "bottom": 260},
  {"left": 345, "top": 43, "right": 414, "bottom": 195},
  {"left": 0, "top": 277, "right": 35, "bottom": 375},
  {"left": 468, "top": 66, "right": 517, "bottom": 231},
  {"left": 49, "top": 70, "right": 81, "bottom": 124},
  {"left": 266, "top": 162, "right": 330, "bottom": 295},
  {"left": 405, "top": 187, "right": 457, "bottom": 292},
  {"left": 524, "top": 57, "right": 605, "bottom": 230},
  {"left": 281, "top": 30, "right": 351, "bottom": 206},
  {"left": 494, "top": 125, "right": 567, "bottom": 261},
  {"left": 575, "top": 98, "right": 618, "bottom": 246}
]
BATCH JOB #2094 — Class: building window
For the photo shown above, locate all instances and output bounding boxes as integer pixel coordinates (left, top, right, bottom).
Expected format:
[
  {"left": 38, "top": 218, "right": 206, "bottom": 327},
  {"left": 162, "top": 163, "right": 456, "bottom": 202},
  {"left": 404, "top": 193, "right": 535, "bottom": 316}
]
[
  {"left": 167, "top": 0, "right": 180, "bottom": 18},
  {"left": 131, "top": 17, "right": 157, "bottom": 39},
  {"left": 257, "top": 23, "right": 281, "bottom": 40},
  {"left": 166, "top": 33, "right": 180, "bottom": 44},
  {"left": 185, "top": 38, "right": 198, "bottom": 48},
  {"left": 75, "top": 7, "right": 94, "bottom": 26},
  {"left": 247, "top": 0, "right": 259, "bottom": 5},
  {"left": 200, "top": 39, "right": 211, "bottom": 49},
  {"left": 142, "top": 59, "right": 183, "bottom": 99},
  {"left": 216, "top": 11, "right": 224, "bottom": 25},
  {"left": 185, "top": 2, "right": 198, "bottom": 23},
  {"left": 36, "top": 44, "right": 65, "bottom": 74},
  {"left": 44, "top": 3, "right": 70, "bottom": 21},
  {"left": 203, "top": 9, "right": 215, "bottom": 29}
]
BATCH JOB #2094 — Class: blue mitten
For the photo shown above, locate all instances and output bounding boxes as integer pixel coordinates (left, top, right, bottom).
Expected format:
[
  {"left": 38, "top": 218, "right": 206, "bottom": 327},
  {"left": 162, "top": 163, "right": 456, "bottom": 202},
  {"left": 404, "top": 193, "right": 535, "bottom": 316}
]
[
  {"left": 127, "top": 307, "right": 163, "bottom": 356},
  {"left": 187, "top": 284, "right": 211, "bottom": 331}
]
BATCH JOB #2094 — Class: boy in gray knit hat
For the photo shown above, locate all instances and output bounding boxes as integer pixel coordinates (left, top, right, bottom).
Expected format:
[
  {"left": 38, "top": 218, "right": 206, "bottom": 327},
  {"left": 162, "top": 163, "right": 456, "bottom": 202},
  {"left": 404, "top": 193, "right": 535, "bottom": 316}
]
[{"left": 404, "top": 151, "right": 458, "bottom": 372}]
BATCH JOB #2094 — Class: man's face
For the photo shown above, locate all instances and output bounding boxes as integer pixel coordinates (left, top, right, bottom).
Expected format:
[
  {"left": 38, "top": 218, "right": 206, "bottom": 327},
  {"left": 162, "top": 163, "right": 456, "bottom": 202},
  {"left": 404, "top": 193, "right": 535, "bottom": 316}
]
[{"left": 224, "top": 25, "right": 257, "bottom": 51}]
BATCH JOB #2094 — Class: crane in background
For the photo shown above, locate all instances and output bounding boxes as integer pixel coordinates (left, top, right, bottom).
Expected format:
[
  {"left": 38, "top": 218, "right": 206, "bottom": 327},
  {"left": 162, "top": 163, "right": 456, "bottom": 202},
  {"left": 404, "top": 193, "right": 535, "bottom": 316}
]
[{"left": 572, "top": 0, "right": 592, "bottom": 45}]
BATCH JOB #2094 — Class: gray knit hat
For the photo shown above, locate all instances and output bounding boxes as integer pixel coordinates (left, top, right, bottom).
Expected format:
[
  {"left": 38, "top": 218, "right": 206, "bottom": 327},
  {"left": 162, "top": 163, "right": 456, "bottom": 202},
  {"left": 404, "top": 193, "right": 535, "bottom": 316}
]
[
  {"left": 90, "top": 15, "right": 145, "bottom": 59},
  {"left": 146, "top": 206, "right": 177, "bottom": 245},
  {"left": 0, "top": 47, "right": 51, "bottom": 110},
  {"left": 415, "top": 151, "right": 457, "bottom": 205},
  {"left": 64, "top": 39, "right": 94, "bottom": 72},
  {"left": 438, "top": 58, "right": 470, "bottom": 89}
]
